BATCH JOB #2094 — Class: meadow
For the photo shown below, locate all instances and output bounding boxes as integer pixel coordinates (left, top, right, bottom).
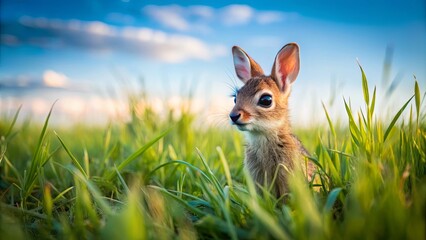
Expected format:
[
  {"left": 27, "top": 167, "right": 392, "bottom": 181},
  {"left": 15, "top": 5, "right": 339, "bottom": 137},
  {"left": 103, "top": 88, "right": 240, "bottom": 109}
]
[{"left": 0, "top": 67, "right": 425, "bottom": 240}]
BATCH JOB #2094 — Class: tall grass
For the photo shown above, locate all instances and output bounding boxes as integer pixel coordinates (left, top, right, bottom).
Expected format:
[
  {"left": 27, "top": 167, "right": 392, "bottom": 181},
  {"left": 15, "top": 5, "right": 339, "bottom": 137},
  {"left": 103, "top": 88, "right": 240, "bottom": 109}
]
[{"left": 0, "top": 67, "right": 425, "bottom": 239}]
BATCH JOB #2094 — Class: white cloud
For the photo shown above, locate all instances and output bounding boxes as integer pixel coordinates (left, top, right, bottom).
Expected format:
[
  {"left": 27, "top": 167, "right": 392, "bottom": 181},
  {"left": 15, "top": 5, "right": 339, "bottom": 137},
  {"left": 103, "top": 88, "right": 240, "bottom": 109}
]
[
  {"left": 8, "top": 16, "right": 226, "bottom": 63},
  {"left": 143, "top": 5, "right": 190, "bottom": 31},
  {"left": 85, "top": 21, "right": 116, "bottom": 36},
  {"left": 142, "top": 5, "right": 215, "bottom": 33},
  {"left": 120, "top": 26, "right": 225, "bottom": 62},
  {"left": 142, "top": 4, "right": 288, "bottom": 32},
  {"left": 256, "top": 11, "right": 284, "bottom": 24},
  {"left": 43, "top": 70, "right": 69, "bottom": 88},
  {"left": 68, "top": 19, "right": 82, "bottom": 30},
  {"left": 189, "top": 5, "right": 215, "bottom": 20},
  {"left": 220, "top": 4, "right": 254, "bottom": 26}
]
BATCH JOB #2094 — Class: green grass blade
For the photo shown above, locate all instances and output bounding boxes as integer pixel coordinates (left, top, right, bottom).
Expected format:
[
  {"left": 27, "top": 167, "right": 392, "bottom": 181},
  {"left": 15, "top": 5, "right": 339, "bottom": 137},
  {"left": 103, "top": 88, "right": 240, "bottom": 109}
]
[
  {"left": 33, "top": 101, "right": 56, "bottom": 163},
  {"left": 216, "top": 146, "right": 233, "bottom": 189},
  {"left": 322, "top": 147, "right": 342, "bottom": 186},
  {"left": 414, "top": 79, "right": 420, "bottom": 121},
  {"left": 322, "top": 102, "right": 336, "bottom": 138},
  {"left": 62, "top": 164, "right": 113, "bottom": 215},
  {"left": 324, "top": 187, "right": 342, "bottom": 213},
  {"left": 23, "top": 100, "right": 57, "bottom": 199},
  {"left": 222, "top": 186, "right": 238, "bottom": 240},
  {"left": 115, "top": 165, "right": 130, "bottom": 194},
  {"left": 195, "top": 214, "right": 251, "bottom": 239},
  {"left": 55, "top": 132, "right": 88, "bottom": 178},
  {"left": 147, "top": 160, "right": 211, "bottom": 183},
  {"left": 149, "top": 185, "right": 207, "bottom": 217},
  {"left": 244, "top": 198, "right": 290, "bottom": 239},
  {"left": 52, "top": 186, "right": 74, "bottom": 203},
  {"left": 3, "top": 155, "right": 23, "bottom": 184},
  {"left": 344, "top": 98, "right": 361, "bottom": 146},
  {"left": 165, "top": 189, "right": 210, "bottom": 204},
  {"left": 307, "top": 155, "right": 330, "bottom": 179},
  {"left": 107, "top": 129, "right": 170, "bottom": 180},
  {"left": 383, "top": 95, "right": 414, "bottom": 141},
  {"left": 370, "top": 86, "right": 377, "bottom": 119},
  {"left": 4, "top": 105, "right": 22, "bottom": 138},
  {"left": 195, "top": 148, "right": 225, "bottom": 199},
  {"left": 0, "top": 138, "right": 6, "bottom": 164},
  {"left": 358, "top": 62, "right": 370, "bottom": 106}
]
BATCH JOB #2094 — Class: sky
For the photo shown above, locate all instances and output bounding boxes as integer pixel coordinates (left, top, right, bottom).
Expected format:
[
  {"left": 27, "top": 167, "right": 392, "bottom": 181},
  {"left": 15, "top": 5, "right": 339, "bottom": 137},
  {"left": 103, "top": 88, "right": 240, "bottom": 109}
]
[{"left": 1, "top": 0, "right": 425, "bottom": 126}]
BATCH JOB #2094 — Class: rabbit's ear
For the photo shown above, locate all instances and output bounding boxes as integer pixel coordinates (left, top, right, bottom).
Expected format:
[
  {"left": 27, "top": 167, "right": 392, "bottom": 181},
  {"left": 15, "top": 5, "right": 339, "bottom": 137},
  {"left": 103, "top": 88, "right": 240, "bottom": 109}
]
[
  {"left": 232, "top": 46, "right": 264, "bottom": 83},
  {"left": 271, "top": 43, "right": 300, "bottom": 92}
]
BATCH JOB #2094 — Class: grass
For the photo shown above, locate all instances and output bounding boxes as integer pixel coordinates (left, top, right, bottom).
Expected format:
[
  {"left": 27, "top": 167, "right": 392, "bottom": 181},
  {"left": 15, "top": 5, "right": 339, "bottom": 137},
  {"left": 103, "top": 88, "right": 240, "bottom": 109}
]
[{"left": 0, "top": 67, "right": 425, "bottom": 239}]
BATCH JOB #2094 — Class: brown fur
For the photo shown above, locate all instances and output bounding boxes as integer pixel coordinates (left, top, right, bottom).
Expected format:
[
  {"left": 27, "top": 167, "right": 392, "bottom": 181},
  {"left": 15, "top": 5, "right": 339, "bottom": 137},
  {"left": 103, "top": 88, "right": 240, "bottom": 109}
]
[{"left": 230, "top": 44, "right": 315, "bottom": 197}]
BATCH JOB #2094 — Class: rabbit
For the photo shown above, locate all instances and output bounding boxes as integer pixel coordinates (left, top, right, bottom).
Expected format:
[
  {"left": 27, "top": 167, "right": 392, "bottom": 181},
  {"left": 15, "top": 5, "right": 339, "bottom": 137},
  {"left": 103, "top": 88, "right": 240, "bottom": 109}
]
[{"left": 229, "top": 43, "right": 315, "bottom": 197}]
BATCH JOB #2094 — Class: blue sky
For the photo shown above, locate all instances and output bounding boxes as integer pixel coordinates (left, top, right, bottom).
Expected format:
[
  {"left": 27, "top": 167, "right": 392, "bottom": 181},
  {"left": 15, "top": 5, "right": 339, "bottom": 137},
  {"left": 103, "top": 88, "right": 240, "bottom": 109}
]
[{"left": 1, "top": 0, "right": 425, "bottom": 125}]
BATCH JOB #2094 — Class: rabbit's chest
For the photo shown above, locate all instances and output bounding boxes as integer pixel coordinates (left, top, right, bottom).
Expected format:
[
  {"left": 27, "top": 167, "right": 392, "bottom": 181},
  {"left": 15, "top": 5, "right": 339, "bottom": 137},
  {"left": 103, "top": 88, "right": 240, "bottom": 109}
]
[{"left": 244, "top": 135, "right": 295, "bottom": 177}]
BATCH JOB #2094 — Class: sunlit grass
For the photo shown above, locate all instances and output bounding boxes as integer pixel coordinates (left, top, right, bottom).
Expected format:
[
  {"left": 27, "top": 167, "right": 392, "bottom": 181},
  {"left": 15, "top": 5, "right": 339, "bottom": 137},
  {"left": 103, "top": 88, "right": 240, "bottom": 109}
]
[{"left": 0, "top": 67, "right": 425, "bottom": 239}]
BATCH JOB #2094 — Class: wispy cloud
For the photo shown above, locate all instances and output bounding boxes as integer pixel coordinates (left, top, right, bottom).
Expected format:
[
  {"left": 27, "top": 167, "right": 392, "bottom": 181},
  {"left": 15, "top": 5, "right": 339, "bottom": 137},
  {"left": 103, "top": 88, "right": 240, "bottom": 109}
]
[
  {"left": 143, "top": 5, "right": 192, "bottom": 31},
  {"left": 142, "top": 4, "right": 288, "bottom": 32},
  {"left": 142, "top": 5, "right": 215, "bottom": 33},
  {"left": 43, "top": 70, "right": 69, "bottom": 88},
  {"left": 256, "top": 11, "right": 286, "bottom": 24},
  {"left": 1, "top": 16, "right": 226, "bottom": 63},
  {"left": 189, "top": 5, "right": 215, "bottom": 20},
  {"left": 220, "top": 5, "right": 254, "bottom": 26},
  {"left": 0, "top": 70, "right": 84, "bottom": 92}
]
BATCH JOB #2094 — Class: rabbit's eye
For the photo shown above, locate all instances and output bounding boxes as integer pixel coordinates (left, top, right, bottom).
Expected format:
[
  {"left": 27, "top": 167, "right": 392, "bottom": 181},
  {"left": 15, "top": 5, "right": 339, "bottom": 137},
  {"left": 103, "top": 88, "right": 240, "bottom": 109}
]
[
  {"left": 258, "top": 94, "right": 272, "bottom": 108},
  {"left": 233, "top": 96, "right": 236, "bottom": 103}
]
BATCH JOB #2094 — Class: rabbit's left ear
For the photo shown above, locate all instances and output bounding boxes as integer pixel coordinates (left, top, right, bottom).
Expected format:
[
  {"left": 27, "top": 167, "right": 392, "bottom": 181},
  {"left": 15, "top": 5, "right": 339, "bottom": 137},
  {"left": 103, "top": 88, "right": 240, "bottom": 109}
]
[
  {"left": 271, "top": 43, "right": 300, "bottom": 92},
  {"left": 232, "top": 46, "right": 264, "bottom": 84}
]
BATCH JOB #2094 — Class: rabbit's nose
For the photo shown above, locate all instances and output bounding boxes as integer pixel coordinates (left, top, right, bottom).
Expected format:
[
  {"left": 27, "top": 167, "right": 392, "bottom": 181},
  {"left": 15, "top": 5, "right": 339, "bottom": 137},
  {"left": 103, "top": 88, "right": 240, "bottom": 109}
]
[{"left": 230, "top": 113, "right": 241, "bottom": 123}]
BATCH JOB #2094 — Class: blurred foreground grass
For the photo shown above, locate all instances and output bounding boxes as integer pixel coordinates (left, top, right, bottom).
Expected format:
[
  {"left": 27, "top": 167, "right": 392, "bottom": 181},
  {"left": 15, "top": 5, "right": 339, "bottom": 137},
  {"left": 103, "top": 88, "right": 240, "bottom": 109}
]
[{"left": 0, "top": 68, "right": 425, "bottom": 240}]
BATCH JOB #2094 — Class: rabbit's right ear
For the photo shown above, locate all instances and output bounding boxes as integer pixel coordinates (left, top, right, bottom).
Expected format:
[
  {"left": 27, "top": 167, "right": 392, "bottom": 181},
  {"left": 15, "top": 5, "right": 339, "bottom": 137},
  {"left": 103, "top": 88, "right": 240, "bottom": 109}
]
[
  {"left": 232, "top": 46, "right": 264, "bottom": 83},
  {"left": 271, "top": 43, "right": 300, "bottom": 93}
]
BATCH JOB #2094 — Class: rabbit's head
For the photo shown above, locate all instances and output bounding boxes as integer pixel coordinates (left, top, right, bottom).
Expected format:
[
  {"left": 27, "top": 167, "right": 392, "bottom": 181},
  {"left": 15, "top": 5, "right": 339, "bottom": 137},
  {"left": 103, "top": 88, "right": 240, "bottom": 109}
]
[{"left": 229, "top": 43, "right": 300, "bottom": 133}]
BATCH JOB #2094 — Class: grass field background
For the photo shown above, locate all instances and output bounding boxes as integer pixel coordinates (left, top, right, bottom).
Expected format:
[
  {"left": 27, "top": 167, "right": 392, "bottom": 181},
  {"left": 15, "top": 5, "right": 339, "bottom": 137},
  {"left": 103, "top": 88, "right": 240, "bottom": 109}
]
[{"left": 0, "top": 67, "right": 425, "bottom": 239}]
